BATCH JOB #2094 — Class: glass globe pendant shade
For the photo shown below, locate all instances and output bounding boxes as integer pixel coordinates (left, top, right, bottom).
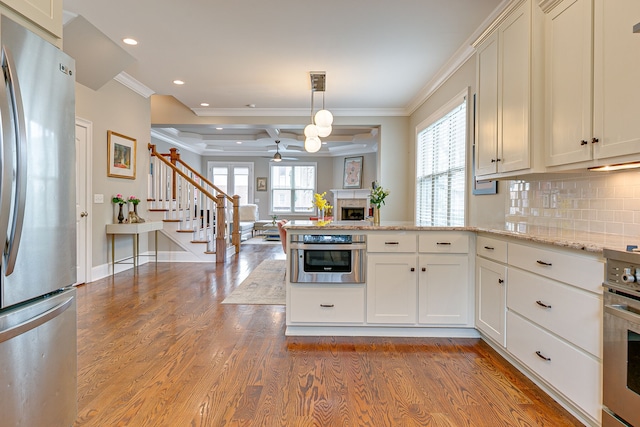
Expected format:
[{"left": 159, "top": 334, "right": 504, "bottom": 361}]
[
  {"left": 304, "top": 136, "right": 322, "bottom": 153},
  {"left": 314, "top": 109, "right": 333, "bottom": 128},
  {"left": 304, "top": 123, "right": 319, "bottom": 138},
  {"left": 273, "top": 152, "right": 282, "bottom": 162},
  {"left": 316, "top": 125, "right": 332, "bottom": 138}
]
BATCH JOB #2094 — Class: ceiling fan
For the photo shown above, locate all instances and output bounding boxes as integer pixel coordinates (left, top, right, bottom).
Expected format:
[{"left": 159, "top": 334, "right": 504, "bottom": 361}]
[{"left": 265, "top": 140, "right": 298, "bottom": 161}]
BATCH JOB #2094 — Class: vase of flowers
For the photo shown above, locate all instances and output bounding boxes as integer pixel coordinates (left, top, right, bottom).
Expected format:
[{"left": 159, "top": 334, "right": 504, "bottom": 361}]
[
  {"left": 128, "top": 195, "right": 140, "bottom": 215},
  {"left": 312, "top": 192, "right": 332, "bottom": 222},
  {"left": 112, "top": 194, "right": 126, "bottom": 223},
  {"left": 369, "top": 182, "right": 390, "bottom": 226}
]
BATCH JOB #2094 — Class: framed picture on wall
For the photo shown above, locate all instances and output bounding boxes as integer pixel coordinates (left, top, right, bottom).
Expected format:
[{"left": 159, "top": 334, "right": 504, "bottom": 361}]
[
  {"left": 107, "top": 130, "right": 136, "bottom": 179},
  {"left": 343, "top": 156, "right": 363, "bottom": 189},
  {"left": 256, "top": 176, "right": 267, "bottom": 191}
]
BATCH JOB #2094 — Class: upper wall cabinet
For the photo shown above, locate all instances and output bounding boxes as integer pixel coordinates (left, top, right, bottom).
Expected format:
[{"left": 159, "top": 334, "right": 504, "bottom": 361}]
[
  {"left": 474, "top": 0, "right": 545, "bottom": 179},
  {"left": 0, "top": 0, "right": 62, "bottom": 41},
  {"left": 543, "top": 0, "right": 640, "bottom": 169}
]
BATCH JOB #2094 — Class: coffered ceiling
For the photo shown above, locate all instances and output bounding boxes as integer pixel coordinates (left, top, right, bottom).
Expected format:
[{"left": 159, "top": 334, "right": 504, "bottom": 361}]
[{"left": 62, "top": 0, "right": 505, "bottom": 157}]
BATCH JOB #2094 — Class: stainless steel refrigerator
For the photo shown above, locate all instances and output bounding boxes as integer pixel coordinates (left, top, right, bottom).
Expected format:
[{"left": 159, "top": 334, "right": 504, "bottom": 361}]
[{"left": 0, "top": 16, "right": 77, "bottom": 427}]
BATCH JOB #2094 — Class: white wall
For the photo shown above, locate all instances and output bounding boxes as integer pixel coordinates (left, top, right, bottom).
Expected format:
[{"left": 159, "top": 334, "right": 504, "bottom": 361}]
[{"left": 75, "top": 80, "right": 151, "bottom": 269}]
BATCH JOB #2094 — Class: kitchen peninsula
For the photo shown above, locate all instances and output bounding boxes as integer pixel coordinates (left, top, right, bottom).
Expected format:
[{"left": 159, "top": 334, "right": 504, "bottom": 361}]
[{"left": 284, "top": 219, "right": 605, "bottom": 425}]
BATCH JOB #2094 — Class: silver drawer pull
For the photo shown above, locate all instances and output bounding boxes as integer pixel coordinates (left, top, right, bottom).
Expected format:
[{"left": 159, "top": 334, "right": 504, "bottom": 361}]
[
  {"left": 320, "top": 304, "right": 335, "bottom": 308},
  {"left": 536, "top": 260, "right": 552, "bottom": 266},
  {"left": 535, "top": 351, "right": 551, "bottom": 362},
  {"left": 437, "top": 242, "right": 451, "bottom": 245},
  {"left": 385, "top": 241, "right": 399, "bottom": 245},
  {"left": 536, "top": 300, "right": 552, "bottom": 309},
  {"left": 483, "top": 246, "right": 495, "bottom": 250}
]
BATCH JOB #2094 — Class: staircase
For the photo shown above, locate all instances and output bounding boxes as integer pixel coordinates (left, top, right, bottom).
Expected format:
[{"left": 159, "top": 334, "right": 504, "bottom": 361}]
[{"left": 147, "top": 144, "right": 241, "bottom": 263}]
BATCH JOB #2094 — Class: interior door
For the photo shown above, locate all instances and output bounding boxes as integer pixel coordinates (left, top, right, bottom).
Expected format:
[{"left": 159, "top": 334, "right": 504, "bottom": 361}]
[{"left": 75, "top": 119, "right": 92, "bottom": 285}]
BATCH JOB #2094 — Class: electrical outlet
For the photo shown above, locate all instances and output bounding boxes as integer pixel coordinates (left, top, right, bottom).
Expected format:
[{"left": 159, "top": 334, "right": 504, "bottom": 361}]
[{"left": 94, "top": 194, "right": 104, "bottom": 203}]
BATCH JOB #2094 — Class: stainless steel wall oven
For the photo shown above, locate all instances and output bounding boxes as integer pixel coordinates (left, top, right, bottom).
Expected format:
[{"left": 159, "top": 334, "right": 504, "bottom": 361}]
[
  {"left": 289, "top": 234, "right": 366, "bottom": 283},
  {"left": 602, "top": 249, "right": 640, "bottom": 427}
]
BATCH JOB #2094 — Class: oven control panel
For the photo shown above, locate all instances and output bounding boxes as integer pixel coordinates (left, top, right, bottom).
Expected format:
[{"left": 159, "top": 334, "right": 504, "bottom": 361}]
[{"left": 605, "top": 254, "right": 640, "bottom": 293}]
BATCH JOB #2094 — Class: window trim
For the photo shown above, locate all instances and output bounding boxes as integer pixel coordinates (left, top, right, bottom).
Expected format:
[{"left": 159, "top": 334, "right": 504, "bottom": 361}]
[
  {"left": 414, "top": 87, "right": 469, "bottom": 226},
  {"left": 206, "top": 161, "right": 255, "bottom": 205},
  {"left": 269, "top": 161, "right": 317, "bottom": 215}
]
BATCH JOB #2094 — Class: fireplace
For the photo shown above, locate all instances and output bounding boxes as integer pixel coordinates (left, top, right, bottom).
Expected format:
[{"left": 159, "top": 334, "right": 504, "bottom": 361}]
[
  {"left": 331, "top": 189, "right": 371, "bottom": 221},
  {"left": 341, "top": 207, "right": 365, "bottom": 221}
]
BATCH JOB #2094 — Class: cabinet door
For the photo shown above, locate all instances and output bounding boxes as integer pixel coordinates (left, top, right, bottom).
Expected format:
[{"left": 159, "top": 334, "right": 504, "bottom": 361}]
[
  {"left": 1, "top": 0, "right": 62, "bottom": 38},
  {"left": 367, "top": 254, "right": 417, "bottom": 324},
  {"left": 475, "top": 31, "right": 499, "bottom": 176},
  {"left": 418, "top": 254, "right": 469, "bottom": 325},
  {"left": 475, "top": 257, "right": 507, "bottom": 346},
  {"left": 545, "top": 0, "right": 593, "bottom": 166},
  {"left": 498, "top": 0, "right": 531, "bottom": 173},
  {"left": 593, "top": 0, "right": 640, "bottom": 160}
]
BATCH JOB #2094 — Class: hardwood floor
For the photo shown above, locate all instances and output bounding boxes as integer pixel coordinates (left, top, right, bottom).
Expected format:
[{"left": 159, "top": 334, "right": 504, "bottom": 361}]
[{"left": 74, "top": 244, "right": 584, "bottom": 426}]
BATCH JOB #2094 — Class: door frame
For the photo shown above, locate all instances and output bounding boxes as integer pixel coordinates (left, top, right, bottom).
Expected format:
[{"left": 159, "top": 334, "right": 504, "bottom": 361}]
[{"left": 76, "top": 117, "right": 93, "bottom": 284}]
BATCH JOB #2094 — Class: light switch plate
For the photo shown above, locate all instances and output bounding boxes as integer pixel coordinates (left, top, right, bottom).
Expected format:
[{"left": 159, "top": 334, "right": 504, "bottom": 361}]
[{"left": 94, "top": 194, "right": 104, "bottom": 203}]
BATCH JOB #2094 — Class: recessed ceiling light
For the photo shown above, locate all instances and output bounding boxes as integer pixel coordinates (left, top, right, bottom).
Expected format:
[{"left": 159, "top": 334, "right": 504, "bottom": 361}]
[
  {"left": 123, "top": 38, "right": 138, "bottom": 45},
  {"left": 246, "top": 104, "right": 256, "bottom": 108},
  {"left": 173, "top": 80, "right": 185, "bottom": 85},
  {"left": 236, "top": 141, "right": 242, "bottom": 144},
  {"left": 216, "top": 127, "right": 223, "bottom": 130},
  {"left": 200, "top": 103, "right": 209, "bottom": 107}
]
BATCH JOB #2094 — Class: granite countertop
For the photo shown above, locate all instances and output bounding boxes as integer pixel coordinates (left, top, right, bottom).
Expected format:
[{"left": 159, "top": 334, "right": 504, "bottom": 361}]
[{"left": 283, "top": 220, "right": 632, "bottom": 255}]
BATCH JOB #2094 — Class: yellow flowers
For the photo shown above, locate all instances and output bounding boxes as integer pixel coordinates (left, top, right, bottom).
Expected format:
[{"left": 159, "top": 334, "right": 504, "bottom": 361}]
[
  {"left": 370, "top": 182, "right": 390, "bottom": 208},
  {"left": 312, "top": 192, "right": 332, "bottom": 211}
]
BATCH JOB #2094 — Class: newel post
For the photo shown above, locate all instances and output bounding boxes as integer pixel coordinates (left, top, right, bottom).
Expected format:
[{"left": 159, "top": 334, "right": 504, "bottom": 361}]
[
  {"left": 216, "top": 194, "right": 227, "bottom": 263},
  {"left": 231, "top": 195, "right": 241, "bottom": 253},
  {"left": 169, "top": 148, "right": 180, "bottom": 200}
]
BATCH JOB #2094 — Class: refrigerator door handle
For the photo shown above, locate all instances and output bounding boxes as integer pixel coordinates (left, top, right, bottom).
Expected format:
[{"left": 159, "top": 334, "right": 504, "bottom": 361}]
[
  {"left": 0, "top": 47, "right": 12, "bottom": 258},
  {"left": 2, "top": 45, "right": 27, "bottom": 276},
  {"left": 0, "top": 295, "right": 73, "bottom": 344}
]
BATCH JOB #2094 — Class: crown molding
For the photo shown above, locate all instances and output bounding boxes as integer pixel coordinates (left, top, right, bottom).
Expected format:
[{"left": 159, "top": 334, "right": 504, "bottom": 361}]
[
  {"left": 114, "top": 72, "right": 155, "bottom": 98},
  {"left": 150, "top": 128, "right": 204, "bottom": 155},
  {"left": 538, "top": 0, "right": 564, "bottom": 14},
  {"left": 406, "top": 0, "right": 511, "bottom": 115},
  {"left": 191, "top": 107, "right": 407, "bottom": 117}
]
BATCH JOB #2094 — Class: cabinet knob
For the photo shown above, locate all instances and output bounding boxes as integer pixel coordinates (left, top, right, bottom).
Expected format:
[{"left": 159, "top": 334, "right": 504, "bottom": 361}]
[
  {"left": 410, "top": 267, "right": 415, "bottom": 272},
  {"left": 422, "top": 267, "right": 426, "bottom": 272},
  {"left": 491, "top": 158, "right": 496, "bottom": 163},
  {"left": 580, "top": 140, "right": 588, "bottom": 146},
  {"left": 498, "top": 279, "right": 504, "bottom": 284},
  {"left": 495, "top": 158, "right": 501, "bottom": 162},
  {"left": 592, "top": 137, "right": 599, "bottom": 144}
]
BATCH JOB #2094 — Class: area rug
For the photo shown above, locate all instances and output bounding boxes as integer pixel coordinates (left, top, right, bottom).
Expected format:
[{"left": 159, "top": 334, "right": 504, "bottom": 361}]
[
  {"left": 243, "top": 236, "right": 280, "bottom": 245},
  {"left": 222, "top": 259, "right": 286, "bottom": 305}
]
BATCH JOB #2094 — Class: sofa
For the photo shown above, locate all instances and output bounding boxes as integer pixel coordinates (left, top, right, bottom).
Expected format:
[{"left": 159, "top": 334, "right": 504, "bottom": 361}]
[{"left": 236, "top": 204, "right": 259, "bottom": 241}]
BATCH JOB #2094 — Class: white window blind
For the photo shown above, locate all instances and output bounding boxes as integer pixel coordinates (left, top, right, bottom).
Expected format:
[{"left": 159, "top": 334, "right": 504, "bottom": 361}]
[{"left": 416, "top": 98, "right": 466, "bottom": 226}]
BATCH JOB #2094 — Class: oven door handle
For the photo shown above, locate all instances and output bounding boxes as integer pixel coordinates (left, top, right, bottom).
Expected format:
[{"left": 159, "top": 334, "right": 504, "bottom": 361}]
[
  {"left": 290, "top": 243, "right": 367, "bottom": 251},
  {"left": 605, "top": 303, "right": 640, "bottom": 324}
]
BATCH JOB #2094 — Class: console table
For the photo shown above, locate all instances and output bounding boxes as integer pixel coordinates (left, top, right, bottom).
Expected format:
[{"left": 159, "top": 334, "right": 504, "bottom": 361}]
[{"left": 106, "top": 221, "right": 163, "bottom": 275}]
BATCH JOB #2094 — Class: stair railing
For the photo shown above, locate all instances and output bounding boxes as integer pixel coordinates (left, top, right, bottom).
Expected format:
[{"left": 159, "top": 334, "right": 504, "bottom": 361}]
[{"left": 148, "top": 144, "right": 241, "bottom": 262}]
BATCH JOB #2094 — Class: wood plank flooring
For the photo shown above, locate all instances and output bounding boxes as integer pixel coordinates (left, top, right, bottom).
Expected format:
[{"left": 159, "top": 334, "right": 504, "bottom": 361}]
[{"left": 74, "top": 244, "right": 584, "bottom": 426}]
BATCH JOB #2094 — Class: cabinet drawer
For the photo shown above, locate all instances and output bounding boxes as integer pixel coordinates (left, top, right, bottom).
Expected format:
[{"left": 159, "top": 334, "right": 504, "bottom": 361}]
[
  {"left": 508, "top": 242, "right": 603, "bottom": 292},
  {"left": 289, "top": 285, "right": 365, "bottom": 324},
  {"left": 507, "top": 312, "right": 601, "bottom": 421},
  {"left": 507, "top": 268, "right": 602, "bottom": 357},
  {"left": 476, "top": 236, "right": 507, "bottom": 263},
  {"left": 418, "top": 232, "right": 469, "bottom": 253},
  {"left": 367, "top": 233, "right": 417, "bottom": 253}
]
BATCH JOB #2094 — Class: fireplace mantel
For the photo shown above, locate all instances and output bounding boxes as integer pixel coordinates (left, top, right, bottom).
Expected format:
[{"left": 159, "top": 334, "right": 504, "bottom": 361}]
[
  {"left": 330, "top": 189, "right": 371, "bottom": 200},
  {"left": 331, "top": 189, "right": 371, "bottom": 220}
]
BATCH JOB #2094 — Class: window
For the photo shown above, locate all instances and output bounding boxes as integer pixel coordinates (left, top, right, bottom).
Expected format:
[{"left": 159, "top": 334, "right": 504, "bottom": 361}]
[
  {"left": 416, "top": 91, "right": 467, "bottom": 226},
  {"left": 270, "top": 162, "right": 316, "bottom": 214},
  {"left": 207, "top": 162, "right": 253, "bottom": 204}
]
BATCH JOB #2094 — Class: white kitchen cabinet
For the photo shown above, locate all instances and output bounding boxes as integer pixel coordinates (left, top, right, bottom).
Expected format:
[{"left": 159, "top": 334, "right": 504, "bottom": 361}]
[
  {"left": 418, "top": 254, "right": 470, "bottom": 325},
  {"left": 475, "top": 256, "right": 507, "bottom": 346},
  {"left": 474, "top": 0, "right": 544, "bottom": 178},
  {"left": 366, "top": 254, "right": 417, "bottom": 324},
  {"left": 0, "top": 0, "right": 62, "bottom": 41},
  {"left": 289, "top": 284, "right": 365, "bottom": 324},
  {"left": 544, "top": 0, "right": 640, "bottom": 168}
]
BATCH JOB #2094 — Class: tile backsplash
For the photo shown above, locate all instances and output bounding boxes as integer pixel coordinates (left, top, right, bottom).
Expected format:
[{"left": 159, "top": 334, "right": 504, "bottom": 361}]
[{"left": 505, "top": 170, "right": 640, "bottom": 241}]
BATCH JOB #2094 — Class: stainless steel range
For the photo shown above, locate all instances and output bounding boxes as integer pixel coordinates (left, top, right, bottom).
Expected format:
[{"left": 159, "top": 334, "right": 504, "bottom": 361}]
[{"left": 602, "top": 249, "right": 640, "bottom": 427}]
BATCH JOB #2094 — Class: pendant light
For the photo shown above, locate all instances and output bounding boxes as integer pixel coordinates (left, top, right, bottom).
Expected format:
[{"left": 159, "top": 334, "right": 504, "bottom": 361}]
[
  {"left": 273, "top": 140, "right": 282, "bottom": 162},
  {"left": 304, "top": 72, "right": 333, "bottom": 153}
]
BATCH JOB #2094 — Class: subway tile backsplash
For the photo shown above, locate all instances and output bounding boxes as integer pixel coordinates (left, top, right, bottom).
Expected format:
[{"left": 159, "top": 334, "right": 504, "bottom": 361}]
[{"left": 505, "top": 170, "right": 640, "bottom": 242}]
